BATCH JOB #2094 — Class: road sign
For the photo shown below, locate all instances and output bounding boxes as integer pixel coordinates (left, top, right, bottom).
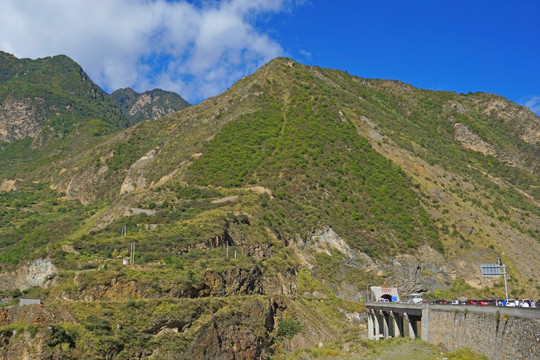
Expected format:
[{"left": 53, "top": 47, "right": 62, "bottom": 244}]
[
  {"left": 481, "top": 264, "right": 502, "bottom": 277},
  {"left": 480, "top": 263, "right": 509, "bottom": 302}
]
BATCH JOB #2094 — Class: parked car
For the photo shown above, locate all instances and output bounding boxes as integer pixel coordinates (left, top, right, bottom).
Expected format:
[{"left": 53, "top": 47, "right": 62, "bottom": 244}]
[
  {"left": 506, "top": 299, "right": 517, "bottom": 307},
  {"left": 465, "top": 299, "right": 478, "bottom": 305},
  {"left": 451, "top": 300, "right": 459, "bottom": 305},
  {"left": 478, "top": 299, "right": 491, "bottom": 306},
  {"left": 435, "top": 300, "right": 447, "bottom": 305}
]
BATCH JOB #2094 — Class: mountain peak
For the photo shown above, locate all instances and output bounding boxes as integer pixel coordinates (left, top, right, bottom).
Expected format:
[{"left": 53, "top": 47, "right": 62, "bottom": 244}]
[{"left": 110, "top": 87, "right": 190, "bottom": 125}]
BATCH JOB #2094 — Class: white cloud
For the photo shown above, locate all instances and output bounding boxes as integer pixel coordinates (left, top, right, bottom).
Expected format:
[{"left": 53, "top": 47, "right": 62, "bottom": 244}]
[
  {"left": 521, "top": 95, "right": 540, "bottom": 116},
  {"left": 0, "top": 0, "right": 288, "bottom": 102},
  {"left": 299, "top": 49, "right": 312, "bottom": 61}
]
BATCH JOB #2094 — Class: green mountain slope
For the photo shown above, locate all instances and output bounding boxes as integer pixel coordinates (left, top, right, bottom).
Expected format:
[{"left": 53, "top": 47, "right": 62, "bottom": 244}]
[
  {"left": 0, "top": 51, "right": 123, "bottom": 139},
  {"left": 0, "top": 57, "right": 538, "bottom": 358}
]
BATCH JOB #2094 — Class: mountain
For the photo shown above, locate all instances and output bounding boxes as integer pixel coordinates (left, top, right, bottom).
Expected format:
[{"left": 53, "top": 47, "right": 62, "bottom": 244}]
[
  {"left": 111, "top": 87, "right": 190, "bottom": 126},
  {"left": 0, "top": 52, "right": 190, "bottom": 144},
  {"left": 0, "top": 57, "right": 538, "bottom": 358},
  {"left": 0, "top": 51, "right": 122, "bottom": 143},
  {"left": 0, "top": 51, "right": 190, "bottom": 192}
]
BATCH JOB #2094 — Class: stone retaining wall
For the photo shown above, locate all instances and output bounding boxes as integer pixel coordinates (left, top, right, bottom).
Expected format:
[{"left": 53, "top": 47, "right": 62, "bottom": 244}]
[{"left": 424, "top": 306, "right": 540, "bottom": 359}]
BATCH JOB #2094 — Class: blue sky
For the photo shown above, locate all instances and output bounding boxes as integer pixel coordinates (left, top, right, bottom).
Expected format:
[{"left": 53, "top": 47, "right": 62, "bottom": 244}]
[
  {"left": 0, "top": 0, "right": 539, "bottom": 114},
  {"left": 267, "top": 1, "right": 540, "bottom": 113}
]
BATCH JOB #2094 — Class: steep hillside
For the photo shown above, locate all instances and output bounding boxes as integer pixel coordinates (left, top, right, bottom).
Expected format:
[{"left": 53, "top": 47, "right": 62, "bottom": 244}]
[
  {"left": 0, "top": 51, "right": 122, "bottom": 142},
  {"left": 0, "top": 57, "right": 538, "bottom": 358}
]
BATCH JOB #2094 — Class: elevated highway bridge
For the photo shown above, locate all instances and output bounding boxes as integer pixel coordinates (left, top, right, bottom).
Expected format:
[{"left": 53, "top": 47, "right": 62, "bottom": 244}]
[{"left": 365, "top": 301, "right": 540, "bottom": 359}]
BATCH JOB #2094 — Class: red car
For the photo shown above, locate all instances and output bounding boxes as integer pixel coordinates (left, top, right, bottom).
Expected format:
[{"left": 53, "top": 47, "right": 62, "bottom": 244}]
[{"left": 478, "top": 299, "right": 491, "bottom": 306}]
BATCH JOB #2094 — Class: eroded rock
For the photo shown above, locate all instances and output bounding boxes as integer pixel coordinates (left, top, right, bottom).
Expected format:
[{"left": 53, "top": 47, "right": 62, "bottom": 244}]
[{"left": 0, "top": 258, "right": 58, "bottom": 291}]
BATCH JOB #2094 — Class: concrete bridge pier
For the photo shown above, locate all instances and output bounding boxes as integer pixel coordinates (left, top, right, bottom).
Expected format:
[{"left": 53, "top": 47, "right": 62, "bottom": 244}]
[
  {"left": 367, "top": 310, "right": 374, "bottom": 340},
  {"left": 371, "top": 310, "right": 386, "bottom": 340},
  {"left": 403, "top": 313, "right": 416, "bottom": 339},
  {"left": 391, "top": 311, "right": 402, "bottom": 337},
  {"left": 368, "top": 308, "right": 414, "bottom": 340},
  {"left": 367, "top": 309, "right": 383, "bottom": 340},
  {"left": 382, "top": 311, "right": 390, "bottom": 338},
  {"left": 368, "top": 309, "right": 408, "bottom": 340},
  {"left": 374, "top": 310, "right": 383, "bottom": 340}
]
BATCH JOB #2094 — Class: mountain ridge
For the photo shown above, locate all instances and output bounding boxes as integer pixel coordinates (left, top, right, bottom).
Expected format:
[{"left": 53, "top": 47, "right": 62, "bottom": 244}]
[
  {"left": 0, "top": 51, "right": 190, "bottom": 143},
  {"left": 111, "top": 87, "right": 190, "bottom": 126}
]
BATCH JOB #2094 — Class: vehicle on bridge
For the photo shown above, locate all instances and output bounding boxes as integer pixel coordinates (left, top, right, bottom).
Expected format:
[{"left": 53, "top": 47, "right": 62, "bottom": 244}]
[
  {"left": 407, "top": 293, "right": 423, "bottom": 304},
  {"left": 506, "top": 299, "right": 517, "bottom": 307}
]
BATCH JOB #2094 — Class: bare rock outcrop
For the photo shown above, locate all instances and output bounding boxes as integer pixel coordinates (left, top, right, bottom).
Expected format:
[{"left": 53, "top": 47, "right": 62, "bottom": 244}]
[
  {"left": 0, "top": 179, "right": 17, "bottom": 192},
  {"left": 0, "top": 258, "right": 57, "bottom": 291},
  {"left": 182, "top": 296, "right": 286, "bottom": 360},
  {"left": 0, "top": 98, "right": 41, "bottom": 142},
  {"left": 453, "top": 122, "right": 522, "bottom": 168},
  {"left": 476, "top": 97, "right": 540, "bottom": 144},
  {"left": 120, "top": 148, "right": 157, "bottom": 194},
  {"left": 453, "top": 122, "right": 497, "bottom": 157}
]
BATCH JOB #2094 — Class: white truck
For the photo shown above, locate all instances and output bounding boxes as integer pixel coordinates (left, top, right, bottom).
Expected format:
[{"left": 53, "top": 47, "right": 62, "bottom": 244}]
[{"left": 407, "top": 293, "right": 423, "bottom": 304}]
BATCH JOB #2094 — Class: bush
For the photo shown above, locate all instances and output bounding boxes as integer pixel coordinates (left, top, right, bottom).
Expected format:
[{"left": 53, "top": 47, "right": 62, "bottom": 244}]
[{"left": 277, "top": 317, "right": 302, "bottom": 339}]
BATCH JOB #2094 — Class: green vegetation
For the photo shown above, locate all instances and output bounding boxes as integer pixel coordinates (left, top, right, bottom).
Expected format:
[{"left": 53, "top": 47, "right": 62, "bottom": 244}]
[
  {"left": 0, "top": 183, "right": 91, "bottom": 268},
  {"left": 186, "top": 68, "right": 442, "bottom": 256},
  {"left": 280, "top": 335, "right": 487, "bottom": 360},
  {"left": 277, "top": 318, "right": 302, "bottom": 339}
]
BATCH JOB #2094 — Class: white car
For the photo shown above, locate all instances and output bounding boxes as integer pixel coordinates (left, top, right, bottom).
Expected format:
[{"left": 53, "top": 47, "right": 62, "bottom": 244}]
[{"left": 506, "top": 299, "right": 517, "bottom": 307}]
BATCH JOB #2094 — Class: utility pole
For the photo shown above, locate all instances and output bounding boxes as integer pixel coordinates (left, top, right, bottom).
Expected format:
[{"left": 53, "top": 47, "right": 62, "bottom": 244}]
[
  {"left": 122, "top": 226, "right": 135, "bottom": 265},
  {"left": 130, "top": 242, "right": 135, "bottom": 265},
  {"left": 502, "top": 264, "right": 509, "bottom": 302}
]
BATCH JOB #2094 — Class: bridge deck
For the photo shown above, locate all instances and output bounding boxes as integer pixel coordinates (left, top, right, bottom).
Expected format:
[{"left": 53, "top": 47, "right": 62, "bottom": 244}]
[{"left": 365, "top": 301, "right": 540, "bottom": 320}]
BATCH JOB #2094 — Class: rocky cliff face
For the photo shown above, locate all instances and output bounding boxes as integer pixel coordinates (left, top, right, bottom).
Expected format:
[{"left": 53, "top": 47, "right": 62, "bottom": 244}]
[
  {"left": 475, "top": 96, "right": 540, "bottom": 145},
  {"left": 0, "top": 98, "right": 41, "bottom": 142},
  {"left": 111, "top": 87, "right": 190, "bottom": 126},
  {"left": 0, "top": 258, "right": 57, "bottom": 291},
  {"left": 0, "top": 295, "right": 352, "bottom": 360}
]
